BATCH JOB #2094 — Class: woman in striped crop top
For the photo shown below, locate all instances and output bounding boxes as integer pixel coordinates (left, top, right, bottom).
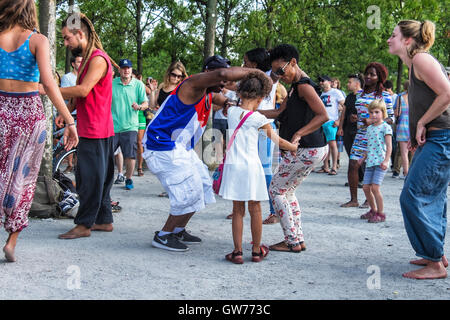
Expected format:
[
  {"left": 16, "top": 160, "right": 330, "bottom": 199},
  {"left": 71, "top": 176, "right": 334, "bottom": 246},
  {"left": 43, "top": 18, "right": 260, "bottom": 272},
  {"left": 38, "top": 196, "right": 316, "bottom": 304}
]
[{"left": 0, "top": 0, "right": 78, "bottom": 263}]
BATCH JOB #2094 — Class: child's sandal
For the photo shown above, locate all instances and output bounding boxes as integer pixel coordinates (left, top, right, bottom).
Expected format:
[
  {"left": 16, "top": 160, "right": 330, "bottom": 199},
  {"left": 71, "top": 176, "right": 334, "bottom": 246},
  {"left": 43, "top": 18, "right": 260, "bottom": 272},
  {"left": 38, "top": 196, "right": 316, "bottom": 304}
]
[
  {"left": 251, "top": 245, "right": 269, "bottom": 262},
  {"left": 226, "top": 251, "right": 244, "bottom": 264}
]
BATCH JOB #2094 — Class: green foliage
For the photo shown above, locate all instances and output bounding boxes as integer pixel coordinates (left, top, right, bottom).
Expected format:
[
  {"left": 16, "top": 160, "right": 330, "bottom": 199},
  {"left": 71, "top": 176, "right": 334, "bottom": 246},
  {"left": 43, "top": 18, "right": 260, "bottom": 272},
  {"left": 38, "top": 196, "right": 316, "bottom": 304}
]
[{"left": 53, "top": 0, "right": 449, "bottom": 89}]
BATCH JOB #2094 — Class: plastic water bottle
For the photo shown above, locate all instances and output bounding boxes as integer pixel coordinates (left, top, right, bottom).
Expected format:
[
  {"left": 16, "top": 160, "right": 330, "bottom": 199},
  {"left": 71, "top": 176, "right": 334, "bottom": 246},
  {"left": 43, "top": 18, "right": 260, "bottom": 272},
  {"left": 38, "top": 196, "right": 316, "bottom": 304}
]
[{"left": 337, "top": 135, "right": 344, "bottom": 152}]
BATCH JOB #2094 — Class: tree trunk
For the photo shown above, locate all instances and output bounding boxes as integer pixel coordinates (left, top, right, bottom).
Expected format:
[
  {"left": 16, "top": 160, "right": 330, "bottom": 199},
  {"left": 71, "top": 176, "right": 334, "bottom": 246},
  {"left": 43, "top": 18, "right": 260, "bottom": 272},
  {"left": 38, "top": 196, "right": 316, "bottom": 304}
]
[
  {"left": 136, "top": 0, "right": 143, "bottom": 75},
  {"left": 64, "top": 0, "right": 75, "bottom": 74},
  {"left": 38, "top": 0, "right": 57, "bottom": 178},
  {"left": 265, "top": 0, "right": 274, "bottom": 49},
  {"left": 220, "top": 0, "right": 231, "bottom": 57},
  {"left": 202, "top": 0, "right": 218, "bottom": 163},
  {"left": 203, "top": 0, "right": 218, "bottom": 59}
]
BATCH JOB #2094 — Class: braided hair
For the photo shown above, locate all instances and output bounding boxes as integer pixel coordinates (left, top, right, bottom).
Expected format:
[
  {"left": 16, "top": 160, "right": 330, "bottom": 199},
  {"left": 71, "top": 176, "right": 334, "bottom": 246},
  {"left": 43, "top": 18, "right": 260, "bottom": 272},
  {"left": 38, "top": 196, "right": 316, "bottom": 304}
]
[{"left": 62, "top": 12, "right": 119, "bottom": 84}]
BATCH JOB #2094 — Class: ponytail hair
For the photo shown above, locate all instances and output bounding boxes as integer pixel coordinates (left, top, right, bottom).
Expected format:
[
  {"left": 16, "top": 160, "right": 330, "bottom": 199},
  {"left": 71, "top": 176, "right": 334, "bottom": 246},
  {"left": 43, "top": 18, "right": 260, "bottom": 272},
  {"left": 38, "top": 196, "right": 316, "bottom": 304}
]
[
  {"left": 397, "top": 20, "right": 435, "bottom": 58},
  {"left": 245, "top": 48, "right": 271, "bottom": 72}
]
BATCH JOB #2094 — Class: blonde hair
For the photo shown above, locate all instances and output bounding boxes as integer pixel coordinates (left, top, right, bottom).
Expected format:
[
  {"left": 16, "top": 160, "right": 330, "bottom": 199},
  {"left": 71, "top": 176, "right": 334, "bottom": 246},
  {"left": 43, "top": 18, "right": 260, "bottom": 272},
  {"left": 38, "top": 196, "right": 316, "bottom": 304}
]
[
  {"left": 397, "top": 20, "right": 435, "bottom": 58},
  {"left": 62, "top": 13, "right": 118, "bottom": 83},
  {"left": 0, "top": 0, "right": 39, "bottom": 33},
  {"left": 368, "top": 99, "right": 388, "bottom": 119},
  {"left": 161, "top": 61, "right": 188, "bottom": 90}
]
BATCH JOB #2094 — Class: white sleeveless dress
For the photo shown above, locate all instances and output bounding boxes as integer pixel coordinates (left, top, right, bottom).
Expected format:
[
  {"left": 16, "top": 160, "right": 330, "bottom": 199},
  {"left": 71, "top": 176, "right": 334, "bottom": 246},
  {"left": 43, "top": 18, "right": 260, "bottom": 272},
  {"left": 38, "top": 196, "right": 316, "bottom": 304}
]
[{"left": 218, "top": 107, "right": 271, "bottom": 201}]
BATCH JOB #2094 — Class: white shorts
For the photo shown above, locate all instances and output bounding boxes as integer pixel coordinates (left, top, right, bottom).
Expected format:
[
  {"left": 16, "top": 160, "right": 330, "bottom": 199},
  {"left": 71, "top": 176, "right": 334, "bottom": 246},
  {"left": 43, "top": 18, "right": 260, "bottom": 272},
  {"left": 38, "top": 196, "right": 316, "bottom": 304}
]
[{"left": 143, "top": 145, "right": 216, "bottom": 215}]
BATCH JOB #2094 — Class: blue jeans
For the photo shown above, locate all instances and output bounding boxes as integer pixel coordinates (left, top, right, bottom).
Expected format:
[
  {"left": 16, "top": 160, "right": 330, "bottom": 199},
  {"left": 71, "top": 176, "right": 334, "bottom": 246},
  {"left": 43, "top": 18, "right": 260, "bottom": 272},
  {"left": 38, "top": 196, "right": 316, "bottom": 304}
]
[
  {"left": 400, "top": 129, "right": 450, "bottom": 262},
  {"left": 258, "top": 122, "right": 277, "bottom": 214}
]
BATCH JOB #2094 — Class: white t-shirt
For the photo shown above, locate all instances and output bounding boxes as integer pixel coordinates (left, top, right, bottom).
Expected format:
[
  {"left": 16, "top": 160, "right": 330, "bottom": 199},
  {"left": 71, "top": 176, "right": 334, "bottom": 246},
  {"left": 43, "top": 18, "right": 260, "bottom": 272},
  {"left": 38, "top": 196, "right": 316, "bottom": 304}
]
[
  {"left": 320, "top": 88, "right": 345, "bottom": 121},
  {"left": 60, "top": 72, "right": 77, "bottom": 114},
  {"left": 214, "top": 89, "right": 237, "bottom": 120},
  {"left": 256, "top": 70, "right": 278, "bottom": 123},
  {"left": 60, "top": 72, "right": 77, "bottom": 88}
]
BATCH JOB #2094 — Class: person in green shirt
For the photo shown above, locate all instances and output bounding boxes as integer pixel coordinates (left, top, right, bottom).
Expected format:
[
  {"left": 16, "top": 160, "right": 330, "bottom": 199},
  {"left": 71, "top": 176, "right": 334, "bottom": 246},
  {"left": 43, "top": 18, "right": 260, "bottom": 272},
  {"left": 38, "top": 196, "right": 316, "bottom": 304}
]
[{"left": 111, "top": 59, "right": 148, "bottom": 190}]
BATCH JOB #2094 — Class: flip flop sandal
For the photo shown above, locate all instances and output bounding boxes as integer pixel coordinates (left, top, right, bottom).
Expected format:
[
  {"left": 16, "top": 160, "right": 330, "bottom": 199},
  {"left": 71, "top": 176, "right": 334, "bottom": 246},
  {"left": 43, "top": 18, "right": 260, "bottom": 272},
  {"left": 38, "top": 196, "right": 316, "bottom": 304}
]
[
  {"left": 252, "top": 245, "right": 269, "bottom": 262},
  {"left": 316, "top": 168, "right": 330, "bottom": 173},
  {"left": 225, "top": 251, "right": 244, "bottom": 264},
  {"left": 137, "top": 168, "right": 144, "bottom": 176},
  {"left": 262, "top": 214, "right": 279, "bottom": 224},
  {"left": 269, "top": 241, "right": 301, "bottom": 253},
  {"left": 328, "top": 169, "right": 337, "bottom": 175}
]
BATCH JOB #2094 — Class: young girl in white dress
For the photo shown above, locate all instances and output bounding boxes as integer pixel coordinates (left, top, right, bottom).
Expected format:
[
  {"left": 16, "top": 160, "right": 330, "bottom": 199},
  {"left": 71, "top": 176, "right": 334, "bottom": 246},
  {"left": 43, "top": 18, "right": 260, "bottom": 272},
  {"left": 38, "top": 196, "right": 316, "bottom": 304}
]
[{"left": 219, "top": 71, "right": 297, "bottom": 264}]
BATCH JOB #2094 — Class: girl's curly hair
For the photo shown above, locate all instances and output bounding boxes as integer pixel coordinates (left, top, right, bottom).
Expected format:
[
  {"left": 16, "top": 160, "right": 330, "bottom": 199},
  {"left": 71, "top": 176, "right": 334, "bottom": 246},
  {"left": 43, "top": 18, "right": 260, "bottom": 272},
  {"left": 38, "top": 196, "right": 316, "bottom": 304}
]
[{"left": 237, "top": 70, "right": 273, "bottom": 100}]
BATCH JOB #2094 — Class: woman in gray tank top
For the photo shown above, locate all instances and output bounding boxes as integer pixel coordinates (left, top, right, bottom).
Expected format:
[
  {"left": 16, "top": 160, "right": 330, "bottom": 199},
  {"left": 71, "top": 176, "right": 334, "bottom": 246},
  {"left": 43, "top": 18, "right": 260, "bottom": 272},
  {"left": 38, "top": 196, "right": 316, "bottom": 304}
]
[{"left": 388, "top": 20, "right": 450, "bottom": 280}]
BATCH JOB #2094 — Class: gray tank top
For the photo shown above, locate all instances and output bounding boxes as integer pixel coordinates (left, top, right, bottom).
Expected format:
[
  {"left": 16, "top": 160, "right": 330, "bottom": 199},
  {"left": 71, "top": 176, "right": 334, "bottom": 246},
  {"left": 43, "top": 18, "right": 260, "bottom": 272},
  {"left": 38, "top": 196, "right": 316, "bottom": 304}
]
[{"left": 408, "top": 55, "right": 450, "bottom": 146}]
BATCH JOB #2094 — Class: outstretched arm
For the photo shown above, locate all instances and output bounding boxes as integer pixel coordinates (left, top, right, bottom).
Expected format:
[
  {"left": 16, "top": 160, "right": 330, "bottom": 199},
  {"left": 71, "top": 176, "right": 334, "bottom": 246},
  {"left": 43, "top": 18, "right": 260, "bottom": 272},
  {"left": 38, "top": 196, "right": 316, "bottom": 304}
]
[
  {"left": 35, "top": 34, "right": 78, "bottom": 150},
  {"left": 177, "top": 67, "right": 256, "bottom": 105},
  {"left": 261, "top": 123, "right": 297, "bottom": 151}
]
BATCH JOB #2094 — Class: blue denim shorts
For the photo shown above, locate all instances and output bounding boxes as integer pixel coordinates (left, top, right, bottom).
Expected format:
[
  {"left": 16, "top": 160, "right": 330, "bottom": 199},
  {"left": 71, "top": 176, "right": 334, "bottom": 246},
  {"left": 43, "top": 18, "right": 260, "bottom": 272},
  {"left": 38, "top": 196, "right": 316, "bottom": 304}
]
[{"left": 363, "top": 165, "right": 387, "bottom": 185}]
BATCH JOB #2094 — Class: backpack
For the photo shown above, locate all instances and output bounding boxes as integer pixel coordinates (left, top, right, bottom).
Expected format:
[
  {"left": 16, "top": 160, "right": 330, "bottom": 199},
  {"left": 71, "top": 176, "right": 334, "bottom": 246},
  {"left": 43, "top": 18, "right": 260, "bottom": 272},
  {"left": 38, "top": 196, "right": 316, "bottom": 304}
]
[
  {"left": 53, "top": 169, "right": 77, "bottom": 193},
  {"left": 29, "top": 175, "right": 64, "bottom": 219}
]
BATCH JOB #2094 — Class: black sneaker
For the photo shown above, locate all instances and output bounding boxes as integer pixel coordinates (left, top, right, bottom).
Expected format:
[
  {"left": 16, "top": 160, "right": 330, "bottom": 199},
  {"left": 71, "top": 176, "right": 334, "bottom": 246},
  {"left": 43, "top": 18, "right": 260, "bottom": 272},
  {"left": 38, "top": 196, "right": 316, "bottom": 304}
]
[
  {"left": 392, "top": 172, "right": 400, "bottom": 178},
  {"left": 173, "top": 229, "right": 202, "bottom": 244},
  {"left": 114, "top": 174, "right": 125, "bottom": 184},
  {"left": 151, "top": 232, "right": 189, "bottom": 252}
]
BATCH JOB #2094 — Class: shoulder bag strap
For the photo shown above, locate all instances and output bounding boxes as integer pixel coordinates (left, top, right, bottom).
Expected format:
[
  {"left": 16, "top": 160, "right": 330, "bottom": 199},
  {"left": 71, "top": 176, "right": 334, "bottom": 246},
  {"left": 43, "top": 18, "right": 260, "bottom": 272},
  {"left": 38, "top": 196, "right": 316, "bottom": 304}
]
[{"left": 225, "top": 111, "right": 253, "bottom": 152}]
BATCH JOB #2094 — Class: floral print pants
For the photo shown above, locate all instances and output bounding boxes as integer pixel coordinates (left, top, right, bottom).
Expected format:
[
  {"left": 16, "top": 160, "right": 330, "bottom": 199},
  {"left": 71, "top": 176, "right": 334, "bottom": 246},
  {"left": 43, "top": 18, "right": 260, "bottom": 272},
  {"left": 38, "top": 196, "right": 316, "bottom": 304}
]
[
  {"left": 269, "top": 146, "right": 328, "bottom": 246},
  {"left": 0, "top": 91, "right": 46, "bottom": 233}
]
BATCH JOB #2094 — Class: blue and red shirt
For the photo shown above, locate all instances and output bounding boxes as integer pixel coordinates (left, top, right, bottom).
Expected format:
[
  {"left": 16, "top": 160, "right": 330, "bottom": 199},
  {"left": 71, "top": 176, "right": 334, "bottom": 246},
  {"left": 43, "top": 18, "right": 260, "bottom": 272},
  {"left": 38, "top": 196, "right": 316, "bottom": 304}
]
[{"left": 144, "top": 79, "right": 213, "bottom": 151}]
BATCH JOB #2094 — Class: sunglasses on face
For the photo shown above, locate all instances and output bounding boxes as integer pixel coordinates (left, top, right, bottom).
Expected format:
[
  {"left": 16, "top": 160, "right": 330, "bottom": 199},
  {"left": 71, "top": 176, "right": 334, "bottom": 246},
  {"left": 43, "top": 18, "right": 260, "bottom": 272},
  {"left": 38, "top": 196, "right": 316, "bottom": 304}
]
[
  {"left": 273, "top": 61, "right": 290, "bottom": 77},
  {"left": 170, "top": 72, "right": 183, "bottom": 79}
]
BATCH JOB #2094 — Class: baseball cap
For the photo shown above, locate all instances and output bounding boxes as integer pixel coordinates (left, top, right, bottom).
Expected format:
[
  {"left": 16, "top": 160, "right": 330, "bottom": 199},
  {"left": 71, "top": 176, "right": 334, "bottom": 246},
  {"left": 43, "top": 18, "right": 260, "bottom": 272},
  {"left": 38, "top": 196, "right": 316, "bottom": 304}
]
[
  {"left": 119, "top": 59, "right": 133, "bottom": 68},
  {"left": 318, "top": 75, "right": 332, "bottom": 82},
  {"left": 203, "top": 55, "right": 231, "bottom": 71}
]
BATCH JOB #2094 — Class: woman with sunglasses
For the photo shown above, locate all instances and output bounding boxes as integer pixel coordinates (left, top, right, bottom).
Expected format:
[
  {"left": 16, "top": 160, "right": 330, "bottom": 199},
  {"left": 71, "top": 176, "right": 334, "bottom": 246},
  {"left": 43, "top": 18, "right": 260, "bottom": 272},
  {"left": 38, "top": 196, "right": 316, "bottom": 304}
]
[
  {"left": 149, "top": 61, "right": 188, "bottom": 111},
  {"left": 257, "top": 44, "right": 329, "bottom": 252}
]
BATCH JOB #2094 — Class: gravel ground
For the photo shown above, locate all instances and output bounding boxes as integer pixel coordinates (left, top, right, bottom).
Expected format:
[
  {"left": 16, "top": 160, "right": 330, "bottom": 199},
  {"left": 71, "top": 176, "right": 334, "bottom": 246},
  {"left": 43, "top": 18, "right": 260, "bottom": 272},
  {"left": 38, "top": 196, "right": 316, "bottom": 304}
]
[{"left": 1, "top": 155, "right": 449, "bottom": 300}]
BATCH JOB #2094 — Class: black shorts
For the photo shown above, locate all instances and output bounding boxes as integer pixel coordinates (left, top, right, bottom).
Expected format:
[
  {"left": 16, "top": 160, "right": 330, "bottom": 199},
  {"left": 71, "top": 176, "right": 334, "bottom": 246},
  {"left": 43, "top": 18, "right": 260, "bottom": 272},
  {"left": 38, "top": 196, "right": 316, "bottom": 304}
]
[{"left": 113, "top": 131, "right": 138, "bottom": 159}]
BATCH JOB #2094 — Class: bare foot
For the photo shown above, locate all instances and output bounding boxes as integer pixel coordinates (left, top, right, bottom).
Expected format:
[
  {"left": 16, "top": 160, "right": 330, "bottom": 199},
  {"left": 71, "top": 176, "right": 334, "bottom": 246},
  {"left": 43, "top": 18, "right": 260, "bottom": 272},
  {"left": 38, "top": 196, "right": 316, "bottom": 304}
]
[
  {"left": 58, "top": 225, "right": 91, "bottom": 239},
  {"left": 3, "top": 232, "right": 19, "bottom": 262},
  {"left": 410, "top": 256, "right": 448, "bottom": 268},
  {"left": 3, "top": 245, "right": 16, "bottom": 262},
  {"left": 91, "top": 224, "right": 114, "bottom": 232},
  {"left": 340, "top": 201, "right": 359, "bottom": 208},
  {"left": 402, "top": 262, "right": 448, "bottom": 280}
]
